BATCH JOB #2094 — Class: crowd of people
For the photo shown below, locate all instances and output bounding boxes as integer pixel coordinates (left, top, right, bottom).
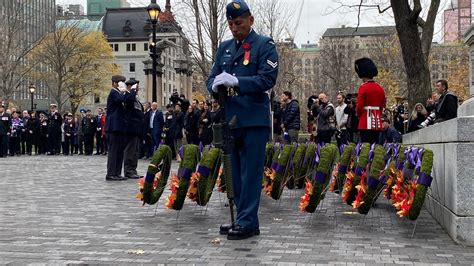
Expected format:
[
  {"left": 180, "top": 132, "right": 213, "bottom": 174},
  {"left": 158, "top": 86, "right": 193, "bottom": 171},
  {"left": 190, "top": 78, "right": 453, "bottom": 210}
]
[{"left": 270, "top": 78, "right": 458, "bottom": 147}]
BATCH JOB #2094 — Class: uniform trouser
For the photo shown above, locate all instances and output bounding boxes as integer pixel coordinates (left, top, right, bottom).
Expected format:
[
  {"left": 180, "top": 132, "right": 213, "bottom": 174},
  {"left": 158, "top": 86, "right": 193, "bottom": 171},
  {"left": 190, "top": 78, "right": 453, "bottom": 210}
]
[
  {"left": 39, "top": 135, "right": 48, "bottom": 154},
  {"left": 124, "top": 135, "right": 140, "bottom": 177},
  {"left": 9, "top": 137, "right": 20, "bottom": 155},
  {"left": 26, "top": 134, "right": 37, "bottom": 155},
  {"left": 151, "top": 132, "right": 161, "bottom": 156},
  {"left": 84, "top": 134, "right": 94, "bottom": 155},
  {"left": 0, "top": 135, "right": 7, "bottom": 157},
  {"left": 230, "top": 126, "right": 269, "bottom": 230},
  {"left": 48, "top": 131, "right": 61, "bottom": 154},
  {"left": 336, "top": 129, "right": 349, "bottom": 147},
  {"left": 359, "top": 130, "right": 380, "bottom": 144},
  {"left": 64, "top": 135, "right": 74, "bottom": 155},
  {"left": 165, "top": 136, "right": 176, "bottom": 159},
  {"left": 21, "top": 133, "right": 27, "bottom": 154},
  {"left": 317, "top": 130, "right": 333, "bottom": 144},
  {"left": 107, "top": 132, "right": 126, "bottom": 177},
  {"left": 95, "top": 132, "right": 103, "bottom": 154}
]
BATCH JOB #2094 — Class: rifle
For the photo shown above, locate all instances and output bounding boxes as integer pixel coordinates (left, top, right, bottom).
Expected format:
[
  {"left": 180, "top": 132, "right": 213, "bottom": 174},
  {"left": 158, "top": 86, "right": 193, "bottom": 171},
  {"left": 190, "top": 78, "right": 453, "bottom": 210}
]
[{"left": 213, "top": 86, "right": 238, "bottom": 230}]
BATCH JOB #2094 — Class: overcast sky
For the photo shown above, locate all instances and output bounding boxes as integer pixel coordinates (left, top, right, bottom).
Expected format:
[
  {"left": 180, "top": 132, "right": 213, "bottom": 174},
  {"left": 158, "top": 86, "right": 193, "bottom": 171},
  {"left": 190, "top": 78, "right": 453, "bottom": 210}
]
[{"left": 58, "top": 0, "right": 455, "bottom": 45}]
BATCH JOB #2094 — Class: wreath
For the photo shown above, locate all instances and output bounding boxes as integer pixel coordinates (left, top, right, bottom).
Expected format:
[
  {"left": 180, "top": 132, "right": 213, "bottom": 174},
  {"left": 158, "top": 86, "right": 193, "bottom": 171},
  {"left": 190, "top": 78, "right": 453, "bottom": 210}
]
[
  {"left": 408, "top": 149, "right": 433, "bottom": 220},
  {"left": 330, "top": 143, "right": 356, "bottom": 193},
  {"left": 187, "top": 146, "right": 222, "bottom": 206},
  {"left": 391, "top": 146, "right": 416, "bottom": 210},
  {"left": 297, "top": 143, "right": 317, "bottom": 189},
  {"left": 264, "top": 144, "right": 296, "bottom": 200},
  {"left": 263, "top": 144, "right": 281, "bottom": 194},
  {"left": 299, "top": 143, "right": 338, "bottom": 213},
  {"left": 286, "top": 144, "right": 307, "bottom": 189},
  {"left": 265, "top": 143, "right": 275, "bottom": 169},
  {"left": 165, "top": 144, "right": 200, "bottom": 210},
  {"left": 357, "top": 144, "right": 386, "bottom": 214},
  {"left": 344, "top": 143, "right": 370, "bottom": 206},
  {"left": 138, "top": 145, "right": 172, "bottom": 205}
]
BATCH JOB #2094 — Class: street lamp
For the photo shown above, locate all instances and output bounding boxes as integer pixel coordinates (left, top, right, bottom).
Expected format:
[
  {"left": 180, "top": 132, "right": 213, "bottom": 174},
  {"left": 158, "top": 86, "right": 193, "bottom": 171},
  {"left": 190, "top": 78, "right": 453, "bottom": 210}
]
[
  {"left": 147, "top": 0, "right": 161, "bottom": 102},
  {"left": 28, "top": 83, "right": 36, "bottom": 111}
]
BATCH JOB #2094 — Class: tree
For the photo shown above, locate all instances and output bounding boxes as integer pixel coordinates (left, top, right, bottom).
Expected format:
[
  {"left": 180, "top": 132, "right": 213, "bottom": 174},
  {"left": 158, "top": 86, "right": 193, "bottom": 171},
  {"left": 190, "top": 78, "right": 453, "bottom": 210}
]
[
  {"left": 29, "top": 25, "right": 118, "bottom": 113},
  {"left": 0, "top": 1, "right": 46, "bottom": 106}
]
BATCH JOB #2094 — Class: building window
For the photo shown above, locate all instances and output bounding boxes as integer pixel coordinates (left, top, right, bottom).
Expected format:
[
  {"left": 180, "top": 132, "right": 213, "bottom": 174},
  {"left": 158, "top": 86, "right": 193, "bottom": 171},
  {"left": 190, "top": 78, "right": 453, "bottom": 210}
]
[
  {"left": 169, "top": 84, "right": 171, "bottom": 93},
  {"left": 94, "top": 94, "right": 100, "bottom": 104},
  {"left": 129, "top": 63, "right": 135, "bottom": 72},
  {"left": 114, "top": 44, "right": 119, "bottom": 52},
  {"left": 144, "top": 43, "right": 148, "bottom": 51},
  {"left": 131, "top": 43, "right": 136, "bottom": 51}
]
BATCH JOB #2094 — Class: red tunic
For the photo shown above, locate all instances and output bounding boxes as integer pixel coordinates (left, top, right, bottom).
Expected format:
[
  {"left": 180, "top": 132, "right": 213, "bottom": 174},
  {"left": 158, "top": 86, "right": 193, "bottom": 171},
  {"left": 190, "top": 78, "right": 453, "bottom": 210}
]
[{"left": 356, "top": 81, "right": 386, "bottom": 130}]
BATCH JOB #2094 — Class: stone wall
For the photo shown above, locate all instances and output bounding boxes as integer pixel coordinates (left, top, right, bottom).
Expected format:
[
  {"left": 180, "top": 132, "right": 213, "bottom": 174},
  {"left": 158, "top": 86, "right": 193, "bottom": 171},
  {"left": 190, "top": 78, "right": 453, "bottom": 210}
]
[{"left": 403, "top": 117, "right": 474, "bottom": 246}]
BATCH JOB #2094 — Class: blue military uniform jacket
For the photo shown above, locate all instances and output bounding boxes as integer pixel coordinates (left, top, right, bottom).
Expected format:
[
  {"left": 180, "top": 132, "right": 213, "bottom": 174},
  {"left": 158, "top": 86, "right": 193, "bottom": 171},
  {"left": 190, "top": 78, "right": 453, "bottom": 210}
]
[
  {"left": 207, "top": 29, "right": 279, "bottom": 129},
  {"left": 105, "top": 88, "right": 136, "bottom": 134}
]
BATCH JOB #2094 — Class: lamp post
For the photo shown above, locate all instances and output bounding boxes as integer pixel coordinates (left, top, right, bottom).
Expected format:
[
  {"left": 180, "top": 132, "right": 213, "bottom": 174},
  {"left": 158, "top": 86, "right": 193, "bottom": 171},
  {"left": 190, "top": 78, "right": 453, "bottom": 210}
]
[
  {"left": 28, "top": 84, "right": 36, "bottom": 111},
  {"left": 147, "top": 0, "right": 161, "bottom": 102}
]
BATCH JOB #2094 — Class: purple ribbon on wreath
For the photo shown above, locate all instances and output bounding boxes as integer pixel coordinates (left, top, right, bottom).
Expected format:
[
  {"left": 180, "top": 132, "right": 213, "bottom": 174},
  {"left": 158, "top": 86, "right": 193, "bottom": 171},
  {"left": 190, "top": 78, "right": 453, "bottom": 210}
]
[
  {"left": 339, "top": 144, "right": 345, "bottom": 155},
  {"left": 417, "top": 172, "right": 433, "bottom": 187},
  {"left": 274, "top": 163, "right": 286, "bottom": 175},
  {"left": 379, "top": 175, "right": 388, "bottom": 185},
  {"left": 367, "top": 176, "right": 380, "bottom": 189},
  {"left": 198, "top": 142, "right": 204, "bottom": 155},
  {"left": 178, "top": 167, "right": 193, "bottom": 180},
  {"left": 355, "top": 166, "right": 364, "bottom": 176},
  {"left": 415, "top": 148, "right": 423, "bottom": 175},
  {"left": 355, "top": 142, "right": 362, "bottom": 156},
  {"left": 395, "top": 160, "right": 404, "bottom": 171},
  {"left": 338, "top": 164, "right": 348, "bottom": 174},
  {"left": 368, "top": 143, "right": 376, "bottom": 162},
  {"left": 314, "top": 143, "right": 322, "bottom": 164},
  {"left": 145, "top": 171, "right": 155, "bottom": 183},
  {"left": 315, "top": 171, "right": 327, "bottom": 183},
  {"left": 178, "top": 146, "right": 185, "bottom": 160},
  {"left": 197, "top": 165, "right": 211, "bottom": 177}
]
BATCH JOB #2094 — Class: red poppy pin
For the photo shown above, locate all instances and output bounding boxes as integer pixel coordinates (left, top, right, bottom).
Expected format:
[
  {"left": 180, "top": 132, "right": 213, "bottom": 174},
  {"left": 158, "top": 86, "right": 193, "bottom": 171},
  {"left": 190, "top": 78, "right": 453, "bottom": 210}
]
[{"left": 243, "top": 43, "right": 251, "bottom": 65}]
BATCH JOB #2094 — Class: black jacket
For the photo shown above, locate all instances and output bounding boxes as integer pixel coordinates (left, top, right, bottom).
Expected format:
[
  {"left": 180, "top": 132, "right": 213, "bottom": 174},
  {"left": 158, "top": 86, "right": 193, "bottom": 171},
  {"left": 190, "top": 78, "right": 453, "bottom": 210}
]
[
  {"left": 281, "top": 99, "right": 301, "bottom": 130},
  {"left": 82, "top": 116, "right": 97, "bottom": 135},
  {"left": 124, "top": 95, "right": 144, "bottom": 137},
  {"left": 312, "top": 102, "right": 335, "bottom": 132},
  {"left": 0, "top": 113, "right": 11, "bottom": 135},
  {"left": 378, "top": 127, "right": 402, "bottom": 144},
  {"left": 408, "top": 113, "right": 426, "bottom": 133},
  {"left": 435, "top": 91, "right": 458, "bottom": 123},
  {"left": 48, "top": 111, "right": 62, "bottom": 134}
]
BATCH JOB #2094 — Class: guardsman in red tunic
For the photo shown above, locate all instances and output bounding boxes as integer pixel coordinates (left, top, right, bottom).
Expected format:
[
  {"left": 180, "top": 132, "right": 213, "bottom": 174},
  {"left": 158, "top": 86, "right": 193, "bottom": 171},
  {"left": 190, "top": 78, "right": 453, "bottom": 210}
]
[{"left": 355, "top": 57, "right": 386, "bottom": 144}]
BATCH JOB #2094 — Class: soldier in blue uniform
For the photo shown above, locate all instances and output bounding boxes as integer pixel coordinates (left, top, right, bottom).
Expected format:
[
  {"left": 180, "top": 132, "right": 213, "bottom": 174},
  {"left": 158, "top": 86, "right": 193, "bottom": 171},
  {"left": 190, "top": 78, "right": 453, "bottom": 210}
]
[
  {"left": 207, "top": 0, "right": 279, "bottom": 240},
  {"left": 105, "top": 75, "right": 136, "bottom": 181}
]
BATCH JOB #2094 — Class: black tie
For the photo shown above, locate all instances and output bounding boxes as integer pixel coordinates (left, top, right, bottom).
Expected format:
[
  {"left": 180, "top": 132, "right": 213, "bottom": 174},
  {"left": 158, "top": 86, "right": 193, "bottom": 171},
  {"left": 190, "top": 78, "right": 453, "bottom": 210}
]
[{"left": 236, "top": 41, "right": 242, "bottom": 50}]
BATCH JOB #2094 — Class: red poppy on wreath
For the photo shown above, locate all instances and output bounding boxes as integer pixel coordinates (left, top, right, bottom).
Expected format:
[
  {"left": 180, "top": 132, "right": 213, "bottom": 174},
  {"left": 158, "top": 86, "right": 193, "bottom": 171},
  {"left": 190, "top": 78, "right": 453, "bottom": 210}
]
[{"left": 242, "top": 42, "right": 251, "bottom": 51}]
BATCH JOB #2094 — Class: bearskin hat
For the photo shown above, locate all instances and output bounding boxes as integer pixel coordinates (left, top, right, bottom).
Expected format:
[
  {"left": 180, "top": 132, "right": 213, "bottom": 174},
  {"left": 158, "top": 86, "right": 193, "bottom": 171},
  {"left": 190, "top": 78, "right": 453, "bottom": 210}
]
[{"left": 354, "top": 57, "right": 378, "bottom": 79}]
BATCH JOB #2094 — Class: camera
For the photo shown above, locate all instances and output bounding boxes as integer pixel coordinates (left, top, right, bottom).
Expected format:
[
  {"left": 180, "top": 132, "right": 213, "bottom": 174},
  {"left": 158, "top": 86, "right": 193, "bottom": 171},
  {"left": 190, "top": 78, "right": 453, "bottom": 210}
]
[
  {"left": 169, "top": 91, "right": 180, "bottom": 105},
  {"left": 418, "top": 112, "right": 436, "bottom": 128},
  {"left": 344, "top": 93, "right": 357, "bottom": 105}
]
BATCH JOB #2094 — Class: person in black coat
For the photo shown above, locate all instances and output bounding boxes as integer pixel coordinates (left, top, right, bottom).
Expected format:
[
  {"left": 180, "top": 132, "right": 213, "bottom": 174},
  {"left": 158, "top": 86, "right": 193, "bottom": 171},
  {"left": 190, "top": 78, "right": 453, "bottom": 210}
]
[
  {"left": 82, "top": 110, "right": 97, "bottom": 155},
  {"left": 63, "top": 113, "right": 76, "bottom": 155},
  {"left": 144, "top": 102, "right": 164, "bottom": 158},
  {"left": 184, "top": 104, "right": 199, "bottom": 145},
  {"left": 47, "top": 104, "right": 62, "bottom": 155},
  {"left": 164, "top": 104, "right": 178, "bottom": 159},
  {"left": 25, "top": 111, "right": 40, "bottom": 155},
  {"left": 408, "top": 103, "right": 427, "bottom": 133},
  {"left": 199, "top": 101, "right": 213, "bottom": 146},
  {"left": 378, "top": 117, "right": 402, "bottom": 144},
  {"left": 343, "top": 94, "right": 359, "bottom": 143},
  {"left": 38, "top": 112, "right": 49, "bottom": 155},
  {"left": 434, "top": 80, "right": 458, "bottom": 123},
  {"left": 123, "top": 80, "right": 144, "bottom": 179},
  {"left": 280, "top": 91, "right": 301, "bottom": 144},
  {"left": 0, "top": 105, "right": 11, "bottom": 158}
]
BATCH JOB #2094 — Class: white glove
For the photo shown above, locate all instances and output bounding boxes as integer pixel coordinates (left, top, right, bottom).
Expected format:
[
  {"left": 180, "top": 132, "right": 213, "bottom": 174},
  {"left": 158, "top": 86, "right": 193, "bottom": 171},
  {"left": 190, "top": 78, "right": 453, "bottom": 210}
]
[
  {"left": 131, "top": 84, "right": 138, "bottom": 90},
  {"left": 212, "top": 71, "right": 238, "bottom": 92},
  {"left": 118, "top": 81, "right": 127, "bottom": 92}
]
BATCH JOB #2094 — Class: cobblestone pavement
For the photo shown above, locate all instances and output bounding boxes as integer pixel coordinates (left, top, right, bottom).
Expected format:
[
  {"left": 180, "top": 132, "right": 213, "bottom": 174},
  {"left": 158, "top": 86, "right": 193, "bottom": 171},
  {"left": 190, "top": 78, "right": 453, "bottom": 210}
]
[{"left": 0, "top": 155, "right": 473, "bottom": 265}]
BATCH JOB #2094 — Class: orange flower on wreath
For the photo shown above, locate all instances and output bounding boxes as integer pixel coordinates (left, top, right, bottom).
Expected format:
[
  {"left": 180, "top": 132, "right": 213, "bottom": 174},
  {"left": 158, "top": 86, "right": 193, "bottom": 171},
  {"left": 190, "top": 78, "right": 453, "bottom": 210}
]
[
  {"left": 135, "top": 173, "right": 160, "bottom": 202},
  {"left": 329, "top": 162, "right": 340, "bottom": 192},
  {"left": 342, "top": 171, "right": 355, "bottom": 202},
  {"left": 299, "top": 180, "right": 313, "bottom": 212},
  {"left": 395, "top": 180, "right": 417, "bottom": 217},
  {"left": 165, "top": 174, "right": 180, "bottom": 209},
  {"left": 352, "top": 171, "right": 367, "bottom": 209},
  {"left": 187, "top": 172, "right": 201, "bottom": 202},
  {"left": 384, "top": 167, "right": 396, "bottom": 199},
  {"left": 263, "top": 167, "right": 276, "bottom": 196}
]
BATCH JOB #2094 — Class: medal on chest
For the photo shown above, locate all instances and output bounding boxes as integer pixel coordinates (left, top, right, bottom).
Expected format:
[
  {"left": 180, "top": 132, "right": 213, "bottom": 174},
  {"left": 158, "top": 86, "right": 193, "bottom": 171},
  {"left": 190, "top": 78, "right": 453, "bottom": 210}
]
[{"left": 242, "top": 43, "right": 251, "bottom": 65}]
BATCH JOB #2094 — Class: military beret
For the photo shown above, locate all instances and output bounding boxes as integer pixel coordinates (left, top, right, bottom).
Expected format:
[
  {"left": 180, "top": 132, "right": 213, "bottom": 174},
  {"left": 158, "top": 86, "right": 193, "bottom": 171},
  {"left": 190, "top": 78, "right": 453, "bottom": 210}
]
[
  {"left": 112, "top": 75, "right": 126, "bottom": 83},
  {"left": 80, "top": 109, "right": 86, "bottom": 113},
  {"left": 355, "top": 57, "right": 378, "bottom": 79},
  {"left": 226, "top": 1, "right": 250, "bottom": 20},
  {"left": 125, "top": 79, "right": 138, "bottom": 86}
]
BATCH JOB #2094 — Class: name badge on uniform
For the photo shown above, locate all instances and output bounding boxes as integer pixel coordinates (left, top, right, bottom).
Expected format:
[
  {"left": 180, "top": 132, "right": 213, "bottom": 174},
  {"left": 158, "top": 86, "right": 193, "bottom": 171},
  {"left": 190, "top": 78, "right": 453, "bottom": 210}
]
[
  {"left": 1, "top": 117, "right": 7, "bottom": 121},
  {"left": 242, "top": 43, "right": 251, "bottom": 65}
]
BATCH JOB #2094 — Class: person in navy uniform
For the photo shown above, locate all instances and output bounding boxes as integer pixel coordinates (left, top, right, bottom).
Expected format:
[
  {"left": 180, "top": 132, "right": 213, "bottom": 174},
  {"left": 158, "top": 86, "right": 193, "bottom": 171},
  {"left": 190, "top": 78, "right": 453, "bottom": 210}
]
[
  {"left": 105, "top": 75, "right": 136, "bottom": 181},
  {"left": 123, "top": 79, "right": 144, "bottom": 179},
  {"left": 207, "top": 0, "right": 279, "bottom": 240},
  {"left": 47, "top": 104, "right": 62, "bottom": 155},
  {"left": 81, "top": 110, "right": 97, "bottom": 156}
]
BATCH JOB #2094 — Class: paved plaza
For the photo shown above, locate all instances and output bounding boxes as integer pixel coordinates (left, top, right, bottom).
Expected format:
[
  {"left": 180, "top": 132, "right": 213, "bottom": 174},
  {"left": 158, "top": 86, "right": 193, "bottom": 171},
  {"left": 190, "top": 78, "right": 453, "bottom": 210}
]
[{"left": 0, "top": 155, "right": 473, "bottom": 265}]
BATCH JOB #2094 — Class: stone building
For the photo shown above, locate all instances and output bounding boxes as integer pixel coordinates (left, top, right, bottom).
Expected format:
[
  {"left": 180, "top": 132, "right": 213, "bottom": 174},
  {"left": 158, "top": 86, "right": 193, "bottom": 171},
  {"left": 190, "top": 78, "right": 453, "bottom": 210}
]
[{"left": 101, "top": 3, "right": 192, "bottom": 109}]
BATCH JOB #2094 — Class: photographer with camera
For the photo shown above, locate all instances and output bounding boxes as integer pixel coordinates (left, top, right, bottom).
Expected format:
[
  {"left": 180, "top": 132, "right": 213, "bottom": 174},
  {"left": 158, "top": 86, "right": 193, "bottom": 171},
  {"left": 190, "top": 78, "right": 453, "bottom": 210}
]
[
  {"left": 311, "top": 93, "right": 335, "bottom": 144},
  {"left": 419, "top": 80, "right": 458, "bottom": 129},
  {"left": 169, "top": 91, "right": 190, "bottom": 113},
  {"left": 343, "top": 93, "right": 359, "bottom": 143},
  {"left": 335, "top": 93, "right": 348, "bottom": 147}
]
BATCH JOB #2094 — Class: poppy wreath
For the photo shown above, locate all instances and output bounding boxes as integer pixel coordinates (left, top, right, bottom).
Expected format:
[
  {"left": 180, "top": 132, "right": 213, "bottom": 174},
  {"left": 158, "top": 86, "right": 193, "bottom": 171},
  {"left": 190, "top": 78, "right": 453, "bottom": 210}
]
[
  {"left": 382, "top": 144, "right": 400, "bottom": 200},
  {"left": 391, "top": 146, "right": 416, "bottom": 210},
  {"left": 345, "top": 143, "right": 371, "bottom": 206},
  {"left": 187, "top": 146, "right": 222, "bottom": 206},
  {"left": 286, "top": 144, "right": 307, "bottom": 189},
  {"left": 357, "top": 144, "right": 386, "bottom": 214},
  {"left": 386, "top": 144, "right": 407, "bottom": 199},
  {"left": 265, "top": 143, "right": 276, "bottom": 169},
  {"left": 408, "top": 148, "right": 433, "bottom": 220},
  {"left": 216, "top": 165, "right": 226, "bottom": 193},
  {"left": 330, "top": 143, "right": 356, "bottom": 193},
  {"left": 297, "top": 143, "right": 317, "bottom": 189},
  {"left": 263, "top": 144, "right": 281, "bottom": 194},
  {"left": 299, "top": 143, "right": 338, "bottom": 213},
  {"left": 267, "top": 144, "right": 296, "bottom": 200},
  {"left": 165, "top": 144, "right": 200, "bottom": 210},
  {"left": 138, "top": 144, "right": 173, "bottom": 205}
]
